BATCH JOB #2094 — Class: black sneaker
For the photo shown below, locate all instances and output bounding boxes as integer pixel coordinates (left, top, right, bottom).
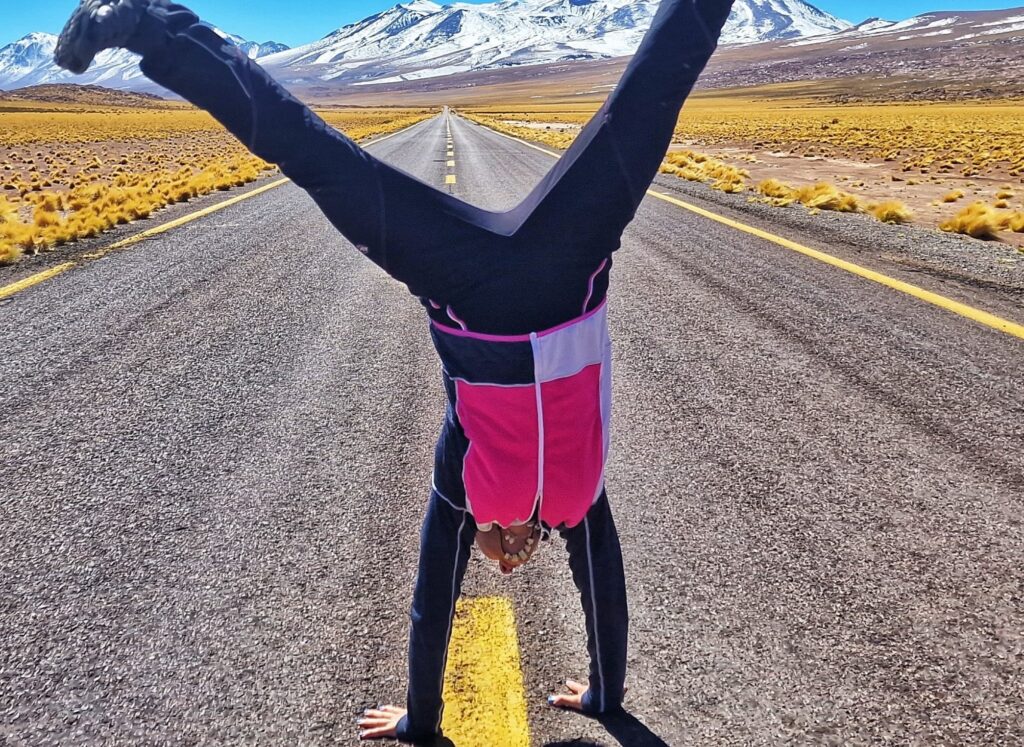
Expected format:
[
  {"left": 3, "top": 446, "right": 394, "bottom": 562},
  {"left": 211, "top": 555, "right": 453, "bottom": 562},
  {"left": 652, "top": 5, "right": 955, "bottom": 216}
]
[{"left": 54, "top": 0, "right": 149, "bottom": 74}]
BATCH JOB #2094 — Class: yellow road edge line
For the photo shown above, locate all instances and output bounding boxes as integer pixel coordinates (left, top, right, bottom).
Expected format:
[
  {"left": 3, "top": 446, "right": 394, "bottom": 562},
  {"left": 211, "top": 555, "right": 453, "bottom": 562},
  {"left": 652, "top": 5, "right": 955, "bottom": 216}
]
[
  {"left": 645, "top": 190, "right": 1024, "bottom": 340},
  {"left": 0, "top": 262, "right": 77, "bottom": 301},
  {"left": 467, "top": 116, "right": 1024, "bottom": 342},
  {"left": 87, "top": 178, "right": 292, "bottom": 258},
  {"left": 442, "top": 596, "right": 530, "bottom": 747},
  {"left": 0, "top": 117, "right": 437, "bottom": 301}
]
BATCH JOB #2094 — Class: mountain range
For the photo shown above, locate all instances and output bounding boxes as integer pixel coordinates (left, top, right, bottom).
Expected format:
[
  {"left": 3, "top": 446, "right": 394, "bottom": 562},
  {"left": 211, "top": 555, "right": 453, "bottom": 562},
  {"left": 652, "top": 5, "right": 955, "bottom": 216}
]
[
  {"left": 0, "top": 0, "right": 847, "bottom": 92},
  {"left": 289, "top": 5, "right": 1023, "bottom": 106}
]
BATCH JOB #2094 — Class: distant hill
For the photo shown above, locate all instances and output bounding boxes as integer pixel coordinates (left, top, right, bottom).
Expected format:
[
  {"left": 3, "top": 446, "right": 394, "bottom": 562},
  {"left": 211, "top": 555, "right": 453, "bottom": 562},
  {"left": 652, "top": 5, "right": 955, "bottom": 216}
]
[{"left": 0, "top": 83, "right": 170, "bottom": 108}]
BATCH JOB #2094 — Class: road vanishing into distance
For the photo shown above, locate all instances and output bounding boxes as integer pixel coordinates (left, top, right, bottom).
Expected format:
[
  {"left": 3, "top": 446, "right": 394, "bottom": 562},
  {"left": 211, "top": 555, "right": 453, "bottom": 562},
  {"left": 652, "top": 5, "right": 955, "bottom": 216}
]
[{"left": 2, "top": 113, "right": 1022, "bottom": 746}]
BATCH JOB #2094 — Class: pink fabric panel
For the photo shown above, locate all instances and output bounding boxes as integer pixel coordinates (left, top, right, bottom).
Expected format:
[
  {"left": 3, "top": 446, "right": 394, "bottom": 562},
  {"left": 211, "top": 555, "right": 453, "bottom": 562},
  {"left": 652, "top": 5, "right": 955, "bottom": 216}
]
[
  {"left": 539, "top": 363, "right": 605, "bottom": 528},
  {"left": 455, "top": 380, "right": 539, "bottom": 527}
]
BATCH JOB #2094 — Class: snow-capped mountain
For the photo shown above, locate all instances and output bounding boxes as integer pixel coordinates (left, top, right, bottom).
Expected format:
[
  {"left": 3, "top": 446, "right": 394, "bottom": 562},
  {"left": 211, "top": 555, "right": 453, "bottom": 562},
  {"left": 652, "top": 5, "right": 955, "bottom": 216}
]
[
  {"left": 209, "top": 28, "right": 290, "bottom": 60},
  {"left": 782, "top": 7, "right": 1024, "bottom": 47},
  {"left": 262, "top": 0, "right": 851, "bottom": 87},
  {"left": 0, "top": 29, "right": 289, "bottom": 90},
  {"left": 692, "top": 6, "right": 1024, "bottom": 95}
]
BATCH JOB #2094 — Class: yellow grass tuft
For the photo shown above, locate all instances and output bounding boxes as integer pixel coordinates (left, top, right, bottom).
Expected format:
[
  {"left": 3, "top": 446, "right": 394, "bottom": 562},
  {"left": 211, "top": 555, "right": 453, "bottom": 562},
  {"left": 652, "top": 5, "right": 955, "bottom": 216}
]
[
  {"left": 33, "top": 206, "right": 62, "bottom": 229},
  {"left": 939, "top": 202, "right": 1009, "bottom": 240},
  {"left": 661, "top": 150, "right": 748, "bottom": 193},
  {"left": 0, "top": 246, "right": 22, "bottom": 264},
  {"left": 0, "top": 105, "right": 434, "bottom": 263},
  {"left": 869, "top": 200, "right": 914, "bottom": 224},
  {"left": 942, "top": 189, "right": 965, "bottom": 203},
  {"left": 794, "top": 183, "right": 862, "bottom": 212},
  {"left": 0, "top": 197, "right": 18, "bottom": 224},
  {"left": 757, "top": 178, "right": 793, "bottom": 200},
  {"left": 758, "top": 179, "right": 862, "bottom": 213}
]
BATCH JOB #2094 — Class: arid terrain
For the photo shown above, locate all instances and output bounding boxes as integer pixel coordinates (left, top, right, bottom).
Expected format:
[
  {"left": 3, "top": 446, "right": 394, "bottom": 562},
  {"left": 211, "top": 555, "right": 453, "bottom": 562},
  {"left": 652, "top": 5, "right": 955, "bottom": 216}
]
[
  {"left": 0, "top": 86, "right": 434, "bottom": 264},
  {"left": 463, "top": 86, "right": 1024, "bottom": 248},
  {"left": 3, "top": 6, "right": 1024, "bottom": 262},
  {"left": 287, "top": 5, "right": 1024, "bottom": 251}
]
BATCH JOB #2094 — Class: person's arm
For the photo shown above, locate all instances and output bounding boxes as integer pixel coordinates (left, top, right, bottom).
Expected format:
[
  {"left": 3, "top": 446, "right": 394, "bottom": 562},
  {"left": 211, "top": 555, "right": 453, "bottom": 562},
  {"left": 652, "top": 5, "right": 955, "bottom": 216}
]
[
  {"left": 57, "top": 1, "right": 490, "bottom": 300},
  {"left": 509, "top": 0, "right": 736, "bottom": 257}
]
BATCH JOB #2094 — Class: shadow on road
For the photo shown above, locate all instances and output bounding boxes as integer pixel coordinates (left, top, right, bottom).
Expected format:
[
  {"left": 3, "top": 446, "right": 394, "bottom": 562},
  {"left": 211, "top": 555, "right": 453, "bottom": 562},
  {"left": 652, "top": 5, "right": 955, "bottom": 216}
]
[{"left": 542, "top": 708, "right": 669, "bottom": 747}]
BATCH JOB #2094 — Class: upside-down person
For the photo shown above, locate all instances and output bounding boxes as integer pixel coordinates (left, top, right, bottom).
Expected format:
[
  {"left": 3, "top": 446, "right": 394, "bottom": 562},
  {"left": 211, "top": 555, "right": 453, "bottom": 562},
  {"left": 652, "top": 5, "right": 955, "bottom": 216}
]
[{"left": 55, "top": 0, "right": 735, "bottom": 741}]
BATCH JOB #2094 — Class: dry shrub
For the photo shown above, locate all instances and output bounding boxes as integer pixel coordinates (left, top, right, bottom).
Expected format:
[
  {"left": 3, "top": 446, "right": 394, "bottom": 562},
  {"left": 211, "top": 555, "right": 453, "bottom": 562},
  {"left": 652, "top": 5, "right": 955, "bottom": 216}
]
[
  {"left": 756, "top": 178, "right": 793, "bottom": 200},
  {"left": 33, "top": 206, "right": 61, "bottom": 228},
  {"left": 942, "top": 189, "right": 965, "bottom": 203},
  {"left": 794, "top": 183, "right": 861, "bottom": 212},
  {"left": 939, "top": 202, "right": 1010, "bottom": 240},
  {"left": 661, "top": 150, "right": 748, "bottom": 193},
  {"left": 0, "top": 197, "right": 18, "bottom": 224},
  {"left": 869, "top": 201, "right": 913, "bottom": 224},
  {"left": 0, "top": 242, "right": 23, "bottom": 264},
  {"left": 758, "top": 179, "right": 861, "bottom": 213},
  {"left": 0, "top": 106, "right": 434, "bottom": 264}
]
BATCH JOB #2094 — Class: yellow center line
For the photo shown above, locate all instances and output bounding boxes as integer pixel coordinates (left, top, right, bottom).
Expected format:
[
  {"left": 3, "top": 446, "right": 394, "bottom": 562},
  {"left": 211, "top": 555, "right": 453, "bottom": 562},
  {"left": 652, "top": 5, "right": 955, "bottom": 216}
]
[
  {"left": 442, "top": 597, "right": 530, "bottom": 747},
  {"left": 446, "top": 119, "right": 457, "bottom": 188},
  {"left": 471, "top": 118, "right": 1024, "bottom": 341}
]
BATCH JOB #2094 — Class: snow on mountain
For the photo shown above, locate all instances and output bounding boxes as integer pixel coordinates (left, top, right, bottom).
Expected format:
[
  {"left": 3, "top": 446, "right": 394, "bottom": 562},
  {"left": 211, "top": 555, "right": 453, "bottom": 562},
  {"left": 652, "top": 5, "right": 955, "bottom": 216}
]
[
  {"left": 206, "top": 27, "right": 291, "bottom": 60},
  {"left": 0, "top": 0, "right": 845, "bottom": 92},
  {"left": 0, "top": 32, "right": 144, "bottom": 89},
  {"left": 262, "top": 0, "right": 851, "bottom": 87},
  {"left": 0, "top": 29, "right": 289, "bottom": 90},
  {"left": 783, "top": 7, "right": 1024, "bottom": 48}
]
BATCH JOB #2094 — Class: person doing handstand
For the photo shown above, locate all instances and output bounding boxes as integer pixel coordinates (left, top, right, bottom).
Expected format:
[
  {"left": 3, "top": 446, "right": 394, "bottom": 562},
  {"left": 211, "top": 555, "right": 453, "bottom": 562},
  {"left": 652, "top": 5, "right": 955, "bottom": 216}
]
[{"left": 55, "top": 0, "right": 735, "bottom": 741}]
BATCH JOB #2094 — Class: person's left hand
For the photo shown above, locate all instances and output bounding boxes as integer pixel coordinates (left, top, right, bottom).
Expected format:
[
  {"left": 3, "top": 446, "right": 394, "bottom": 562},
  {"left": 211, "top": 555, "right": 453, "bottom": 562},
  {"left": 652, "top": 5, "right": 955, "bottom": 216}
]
[
  {"left": 358, "top": 705, "right": 406, "bottom": 740},
  {"left": 547, "top": 679, "right": 588, "bottom": 711}
]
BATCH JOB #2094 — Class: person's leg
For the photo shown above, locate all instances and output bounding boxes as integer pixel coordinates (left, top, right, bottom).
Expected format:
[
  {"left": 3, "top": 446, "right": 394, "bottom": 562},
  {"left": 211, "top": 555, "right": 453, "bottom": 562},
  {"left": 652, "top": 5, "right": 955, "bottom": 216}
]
[
  {"left": 555, "top": 491, "right": 629, "bottom": 714},
  {"left": 359, "top": 490, "right": 476, "bottom": 742},
  {"left": 56, "top": 1, "right": 492, "bottom": 299},
  {"left": 512, "top": 0, "right": 736, "bottom": 259}
]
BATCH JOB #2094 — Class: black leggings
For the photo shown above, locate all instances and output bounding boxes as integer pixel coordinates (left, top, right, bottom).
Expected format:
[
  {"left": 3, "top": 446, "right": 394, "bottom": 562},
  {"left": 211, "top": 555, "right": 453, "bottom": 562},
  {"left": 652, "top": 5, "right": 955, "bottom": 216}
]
[
  {"left": 131, "top": 0, "right": 735, "bottom": 334},
  {"left": 403, "top": 490, "right": 627, "bottom": 741}
]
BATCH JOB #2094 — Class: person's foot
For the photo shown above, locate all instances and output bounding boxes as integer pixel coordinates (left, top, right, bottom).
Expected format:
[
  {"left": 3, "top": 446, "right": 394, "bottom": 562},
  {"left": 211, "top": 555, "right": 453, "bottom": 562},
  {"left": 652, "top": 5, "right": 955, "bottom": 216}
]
[
  {"left": 54, "top": 0, "right": 149, "bottom": 74},
  {"left": 358, "top": 704, "right": 407, "bottom": 740},
  {"left": 547, "top": 679, "right": 589, "bottom": 711}
]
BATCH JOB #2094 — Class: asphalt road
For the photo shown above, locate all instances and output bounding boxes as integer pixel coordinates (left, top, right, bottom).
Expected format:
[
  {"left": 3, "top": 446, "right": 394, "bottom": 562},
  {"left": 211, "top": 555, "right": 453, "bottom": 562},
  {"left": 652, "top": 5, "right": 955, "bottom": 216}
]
[{"left": 1, "top": 113, "right": 1022, "bottom": 746}]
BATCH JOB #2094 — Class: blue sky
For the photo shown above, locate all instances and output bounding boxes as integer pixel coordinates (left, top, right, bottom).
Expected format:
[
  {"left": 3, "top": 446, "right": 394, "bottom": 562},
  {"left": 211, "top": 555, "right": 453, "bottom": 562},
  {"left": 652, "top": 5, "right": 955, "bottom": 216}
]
[{"left": 8, "top": 1, "right": 1021, "bottom": 46}]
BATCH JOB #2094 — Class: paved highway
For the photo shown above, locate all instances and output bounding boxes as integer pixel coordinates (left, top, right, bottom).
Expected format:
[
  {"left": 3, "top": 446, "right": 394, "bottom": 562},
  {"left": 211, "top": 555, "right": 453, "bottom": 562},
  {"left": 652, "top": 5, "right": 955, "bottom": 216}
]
[{"left": 1, "top": 113, "right": 1022, "bottom": 745}]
